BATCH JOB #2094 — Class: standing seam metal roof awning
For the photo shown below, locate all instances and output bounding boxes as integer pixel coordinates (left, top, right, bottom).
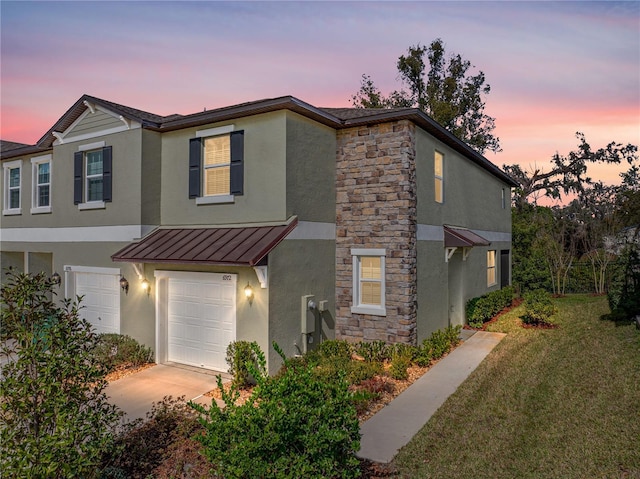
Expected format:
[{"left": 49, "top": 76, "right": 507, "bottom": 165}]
[
  {"left": 443, "top": 225, "right": 491, "bottom": 248},
  {"left": 111, "top": 219, "right": 298, "bottom": 266}
]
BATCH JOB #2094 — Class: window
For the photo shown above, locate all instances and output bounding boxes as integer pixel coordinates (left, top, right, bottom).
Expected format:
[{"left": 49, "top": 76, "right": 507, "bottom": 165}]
[
  {"left": 189, "top": 127, "right": 244, "bottom": 205},
  {"left": 487, "top": 250, "right": 497, "bottom": 286},
  {"left": 351, "top": 248, "right": 386, "bottom": 316},
  {"left": 74, "top": 143, "right": 112, "bottom": 209},
  {"left": 31, "top": 154, "right": 52, "bottom": 214},
  {"left": 3, "top": 159, "right": 22, "bottom": 215},
  {"left": 86, "top": 150, "right": 103, "bottom": 202},
  {"left": 203, "top": 135, "right": 230, "bottom": 196},
  {"left": 501, "top": 188, "right": 507, "bottom": 209},
  {"left": 434, "top": 151, "right": 444, "bottom": 203}
]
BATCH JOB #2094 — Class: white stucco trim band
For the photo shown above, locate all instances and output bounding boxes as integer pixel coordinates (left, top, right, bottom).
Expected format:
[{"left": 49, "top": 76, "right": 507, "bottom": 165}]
[
  {"left": 285, "top": 221, "right": 336, "bottom": 240},
  {"left": 0, "top": 225, "right": 157, "bottom": 243}
]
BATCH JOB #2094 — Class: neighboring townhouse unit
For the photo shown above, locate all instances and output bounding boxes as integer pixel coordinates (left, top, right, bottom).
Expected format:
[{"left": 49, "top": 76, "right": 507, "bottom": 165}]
[{"left": 0, "top": 95, "right": 517, "bottom": 373}]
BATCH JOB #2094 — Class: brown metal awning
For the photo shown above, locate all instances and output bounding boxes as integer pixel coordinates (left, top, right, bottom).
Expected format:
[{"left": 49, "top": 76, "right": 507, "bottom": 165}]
[
  {"left": 112, "top": 218, "right": 298, "bottom": 266},
  {"left": 443, "top": 225, "right": 490, "bottom": 248}
]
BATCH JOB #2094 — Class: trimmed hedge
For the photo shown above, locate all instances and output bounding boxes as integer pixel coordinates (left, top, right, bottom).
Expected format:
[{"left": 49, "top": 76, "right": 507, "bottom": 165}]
[
  {"left": 466, "top": 286, "right": 514, "bottom": 328},
  {"left": 522, "top": 289, "right": 556, "bottom": 325}
]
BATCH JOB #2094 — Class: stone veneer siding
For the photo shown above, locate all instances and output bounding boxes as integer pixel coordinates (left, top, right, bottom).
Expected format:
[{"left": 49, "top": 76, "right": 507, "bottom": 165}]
[{"left": 335, "top": 120, "right": 417, "bottom": 344}]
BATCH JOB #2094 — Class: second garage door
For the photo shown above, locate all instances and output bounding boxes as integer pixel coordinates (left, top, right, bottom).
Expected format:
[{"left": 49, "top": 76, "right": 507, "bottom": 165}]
[{"left": 167, "top": 272, "right": 236, "bottom": 371}]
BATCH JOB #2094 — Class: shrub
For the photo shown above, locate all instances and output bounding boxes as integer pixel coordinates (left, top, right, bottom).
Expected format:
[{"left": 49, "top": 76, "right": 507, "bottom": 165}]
[
  {"left": 93, "top": 333, "right": 154, "bottom": 373},
  {"left": 415, "top": 325, "right": 462, "bottom": 366},
  {"left": 350, "top": 389, "right": 379, "bottom": 415},
  {"left": 389, "top": 351, "right": 411, "bottom": 380},
  {"left": 102, "top": 396, "right": 201, "bottom": 479},
  {"left": 522, "top": 289, "right": 556, "bottom": 325},
  {"left": 317, "top": 339, "right": 353, "bottom": 361},
  {"left": 226, "top": 340, "right": 261, "bottom": 388},
  {"left": 354, "top": 340, "right": 390, "bottom": 363},
  {"left": 389, "top": 343, "right": 418, "bottom": 362},
  {"left": 0, "top": 271, "right": 122, "bottom": 478},
  {"left": 347, "top": 360, "right": 383, "bottom": 384},
  {"left": 466, "top": 286, "right": 514, "bottom": 328},
  {"left": 192, "top": 343, "right": 361, "bottom": 479}
]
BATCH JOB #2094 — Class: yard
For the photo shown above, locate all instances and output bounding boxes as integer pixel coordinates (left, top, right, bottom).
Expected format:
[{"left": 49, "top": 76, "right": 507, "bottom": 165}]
[{"left": 393, "top": 295, "right": 640, "bottom": 478}]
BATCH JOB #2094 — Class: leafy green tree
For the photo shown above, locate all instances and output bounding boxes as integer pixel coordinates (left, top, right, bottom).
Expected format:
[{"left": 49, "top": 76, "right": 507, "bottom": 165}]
[
  {"left": 0, "top": 271, "right": 122, "bottom": 478},
  {"left": 511, "top": 204, "right": 552, "bottom": 293},
  {"left": 504, "top": 133, "right": 638, "bottom": 210},
  {"left": 351, "top": 39, "right": 500, "bottom": 154}
]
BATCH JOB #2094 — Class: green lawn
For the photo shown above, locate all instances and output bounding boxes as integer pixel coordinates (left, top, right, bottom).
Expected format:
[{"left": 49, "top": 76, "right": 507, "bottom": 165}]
[{"left": 394, "top": 295, "right": 640, "bottom": 478}]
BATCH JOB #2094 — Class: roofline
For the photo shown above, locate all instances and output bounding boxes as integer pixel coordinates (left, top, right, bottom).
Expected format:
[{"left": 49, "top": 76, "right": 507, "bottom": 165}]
[
  {"left": 157, "top": 96, "right": 342, "bottom": 132},
  {"left": 2, "top": 94, "right": 517, "bottom": 187}
]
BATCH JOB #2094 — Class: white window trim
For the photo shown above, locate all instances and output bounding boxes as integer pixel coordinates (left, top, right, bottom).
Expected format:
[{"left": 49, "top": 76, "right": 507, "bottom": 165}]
[
  {"left": 351, "top": 248, "right": 386, "bottom": 316},
  {"left": 78, "top": 201, "right": 106, "bottom": 210},
  {"left": 195, "top": 125, "right": 234, "bottom": 138},
  {"left": 487, "top": 250, "right": 497, "bottom": 286},
  {"left": 195, "top": 194, "right": 235, "bottom": 205},
  {"left": 76, "top": 142, "right": 107, "bottom": 210},
  {"left": 78, "top": 140, "right": 105, "bottom": 152},
  {"left": 30, "top": 154, "right": 52, "bottom": 214},
  {"left": 3, "top": 159, "right": 22, "bottom": 215}
]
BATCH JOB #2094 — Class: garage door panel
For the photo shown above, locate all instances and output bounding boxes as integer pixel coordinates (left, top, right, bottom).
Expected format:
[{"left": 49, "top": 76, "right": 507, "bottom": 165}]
[
  {"left": 76, "top": 272, "right": 120, "bottom": 335},
  {"left": 167, "top": 273, "right": 236, "bottom": 371}
]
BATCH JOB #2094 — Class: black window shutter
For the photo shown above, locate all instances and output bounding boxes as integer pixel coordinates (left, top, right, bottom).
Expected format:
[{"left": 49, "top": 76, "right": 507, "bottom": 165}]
[
  {"left": 73, "top": 152, "right": 83, "bottom": 204},
  {"left": 230, "top": 130, "right": 244, "bottom": 196},
  {"left": 102, "top": 146, "right": 113, "bottom": 202},
  {"left": 189, "top": 137, "right": 202, "bottom": 198}
]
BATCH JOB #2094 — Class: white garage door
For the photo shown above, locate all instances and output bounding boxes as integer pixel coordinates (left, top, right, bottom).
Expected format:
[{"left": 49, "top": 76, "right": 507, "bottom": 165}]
[
  {"left": 75, "top": 271, "right": 120, "bottom": 335},
  {"left": 167, "top": 273, "right": 236, "bottom": 371}
]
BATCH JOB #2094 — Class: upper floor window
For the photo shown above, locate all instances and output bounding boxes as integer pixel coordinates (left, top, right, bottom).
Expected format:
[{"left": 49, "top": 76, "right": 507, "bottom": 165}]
[
  {"left": 501, "top": 188, "right": 507, "bottom": 209},
  {"left": 189, "top": 126, "right": 244, "bottom": 205},
  {"left": 434, "top": 151, "right": 444, "bottom": 203},
  {"left": 74, "top": 142, "right": 112, "bottom": 210},
  {"left": 487, "top": 250, "right": 497, "bottom": 286},
  {"left": 351, "top": 248, "right": 386, "bottom": 316},
  {"left": 31, "top": 154, "right": 52, "bottom": 214},
  {"left": 3, "top": 159, "right": 22, "bottom": 215}
]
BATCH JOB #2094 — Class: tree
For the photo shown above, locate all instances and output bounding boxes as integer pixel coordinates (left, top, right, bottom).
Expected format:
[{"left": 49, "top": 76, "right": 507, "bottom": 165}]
[
  {"left": 351, "top": 39, "right": 500, "bottom": 154},
  {"left": 0, "top": 270, "right": 122, "bottom": 478},
  {"left": 504, "top": 132, "right": 638, "bottom": 210}
]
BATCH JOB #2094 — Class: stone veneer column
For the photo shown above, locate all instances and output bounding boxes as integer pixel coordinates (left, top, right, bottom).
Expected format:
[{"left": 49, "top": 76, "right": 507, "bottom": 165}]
[{"left": 335, "top": 120, "right": 417, "bottom": 344}]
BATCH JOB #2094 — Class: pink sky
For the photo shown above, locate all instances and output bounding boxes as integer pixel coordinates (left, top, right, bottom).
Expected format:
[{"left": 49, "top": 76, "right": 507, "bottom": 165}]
[{"left": 2, "top": 1, "right": 638, "bottom": 194}]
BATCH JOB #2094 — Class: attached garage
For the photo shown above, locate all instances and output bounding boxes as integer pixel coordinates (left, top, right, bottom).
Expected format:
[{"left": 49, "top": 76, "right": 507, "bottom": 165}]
[
  {"left": 165, "top": 272, "right": 236, "bottom": 371},
  {"left": 66, "top": 266, "right": 121, "bottom": 335},
  {"left": 112, "top": 221, "right": 298, "bottom": 372},
  {"left": 154, "top": 271, "right": 237, "bottom": 371}
]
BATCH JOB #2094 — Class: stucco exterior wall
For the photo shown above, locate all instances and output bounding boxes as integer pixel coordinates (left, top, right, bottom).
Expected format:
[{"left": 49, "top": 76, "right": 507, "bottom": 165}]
[
  {"left": 415, "top": 128, "right": 511, "bottom": 232},
  {"left": 285, "top": 112, "right": 336, "bottom": 223},
  {"left": 1, "top": 129, "right": 144, "bottom": 230},
  {"left": 141, "top": 130, "right": 162, "bottom": 226},
  {"left": 160, "top": 111, "right": 288, "bottom": 226},
  {"left": 267, "top": 238, "right": 336, "bottom": 373}
]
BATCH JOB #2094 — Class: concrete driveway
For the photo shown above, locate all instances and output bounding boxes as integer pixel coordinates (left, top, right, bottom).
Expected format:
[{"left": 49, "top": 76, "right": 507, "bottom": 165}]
[{"left": 106, "top": 363, "right": 227, "bottom": 422}]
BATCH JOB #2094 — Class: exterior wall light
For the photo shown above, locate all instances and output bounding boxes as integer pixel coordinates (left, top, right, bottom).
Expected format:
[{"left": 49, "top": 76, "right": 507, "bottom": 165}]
[
  {"left": 141, "top": 278, "right": 151, "bottom": 296},
  {"left": 119, "top": 275, "right": 129, "bottom": 295},
  {"left": 244, "top": 282, "right": 254, "bottom": 300},
  {"left": 51, "top": 272, "right": 61, "bottom": 286}
]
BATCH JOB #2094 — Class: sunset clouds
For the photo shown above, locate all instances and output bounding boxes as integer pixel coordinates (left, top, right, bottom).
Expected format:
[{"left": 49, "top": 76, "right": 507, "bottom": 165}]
[{"left": 1, "top": 1, "right": 638, "bottom": 188}]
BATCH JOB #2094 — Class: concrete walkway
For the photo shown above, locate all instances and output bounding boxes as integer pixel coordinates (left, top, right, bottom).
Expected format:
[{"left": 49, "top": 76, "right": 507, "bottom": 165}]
[
  {"left": 357, "top": 331, "right": 506, "bottom": 464},
  {"left": 106, "top": 363, "right": 225, "bottom": 421}
]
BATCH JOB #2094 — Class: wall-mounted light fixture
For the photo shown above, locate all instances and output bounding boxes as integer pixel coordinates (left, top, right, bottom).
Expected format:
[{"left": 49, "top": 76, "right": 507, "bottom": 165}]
[
  {"left": 244, "top": 282, "right": 254, "bottom": 300},
  {"left": 51, "top": 272, "right": 61, "bottom": 286},
  {"left": 119, "top": 275, "right": 129, "bottom": 295},
  {"left": 141, "top": 278, "right": 150, "bottom": 296}
]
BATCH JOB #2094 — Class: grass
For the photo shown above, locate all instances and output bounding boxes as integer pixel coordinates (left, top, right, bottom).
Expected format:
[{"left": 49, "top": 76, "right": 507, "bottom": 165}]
[{"left": 393, "top": 295, "right": 640, "bottom": 478}]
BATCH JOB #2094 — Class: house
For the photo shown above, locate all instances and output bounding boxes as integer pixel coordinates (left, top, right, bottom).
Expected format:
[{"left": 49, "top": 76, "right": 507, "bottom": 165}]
[{"left": 0, "top": 95, "right": 517, "bottom": 373}]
